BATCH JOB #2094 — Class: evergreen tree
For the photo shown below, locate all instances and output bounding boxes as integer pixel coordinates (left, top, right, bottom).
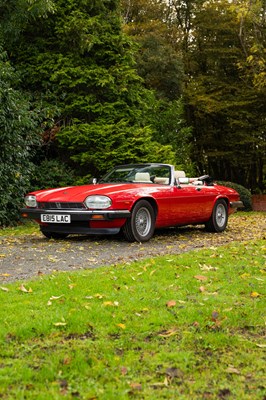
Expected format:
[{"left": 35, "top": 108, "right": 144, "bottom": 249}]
[{"left": 7, "top": 0, "right": 175, "bottom": 177}]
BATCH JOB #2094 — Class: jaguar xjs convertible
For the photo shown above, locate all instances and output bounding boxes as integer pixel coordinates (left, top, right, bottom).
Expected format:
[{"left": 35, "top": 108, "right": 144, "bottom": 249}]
[{"left": 21, "top": 163, "right": 243, "bottom": 242}]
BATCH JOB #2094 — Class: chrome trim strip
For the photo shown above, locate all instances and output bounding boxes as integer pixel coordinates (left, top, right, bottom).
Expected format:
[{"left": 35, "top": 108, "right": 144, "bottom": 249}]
[{"left": 22, "top": 208, "right": 130, "bottom": 215}]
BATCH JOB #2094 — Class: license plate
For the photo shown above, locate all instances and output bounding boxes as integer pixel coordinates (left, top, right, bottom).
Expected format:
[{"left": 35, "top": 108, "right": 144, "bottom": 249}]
[{"left": 41, "top": 214, "right": 71, "bottom": 223}]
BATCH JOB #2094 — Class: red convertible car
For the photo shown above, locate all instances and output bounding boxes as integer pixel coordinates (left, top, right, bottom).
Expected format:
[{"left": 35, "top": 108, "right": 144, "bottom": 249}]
[{"left": 21, "top": 163, "right": 243, "bottom": 242}]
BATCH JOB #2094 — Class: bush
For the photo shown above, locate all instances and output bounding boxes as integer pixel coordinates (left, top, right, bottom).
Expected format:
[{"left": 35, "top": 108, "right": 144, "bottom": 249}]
[
  {"left": 30, "top": 159, "right": 77, "bottom": 191},
  {"left": 218, "top": 181, "right": 252, "bottom": 211},
  {"left": 0, "top": 51, "right": 41, "bottom": 226}
]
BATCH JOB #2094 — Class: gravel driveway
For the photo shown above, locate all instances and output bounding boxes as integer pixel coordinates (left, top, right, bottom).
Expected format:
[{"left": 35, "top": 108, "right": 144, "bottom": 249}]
[{"left": 0, "top": 213, "right": 265, "bottom": 283}]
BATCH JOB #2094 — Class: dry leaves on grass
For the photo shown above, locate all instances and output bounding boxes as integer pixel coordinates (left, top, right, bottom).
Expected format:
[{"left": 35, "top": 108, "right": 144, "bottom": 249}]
[{"left": 0, "top": 213, "right": 265, "bottom": 283}]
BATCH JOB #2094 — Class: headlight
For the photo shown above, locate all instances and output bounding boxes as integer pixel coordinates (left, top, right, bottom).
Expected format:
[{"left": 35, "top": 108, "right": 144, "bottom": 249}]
[
  {"left": 25, "top": 195, "right": 37, "bottom": 208},
  {"left": 85, "top": 195, "right": 112, "bottom": 209}
]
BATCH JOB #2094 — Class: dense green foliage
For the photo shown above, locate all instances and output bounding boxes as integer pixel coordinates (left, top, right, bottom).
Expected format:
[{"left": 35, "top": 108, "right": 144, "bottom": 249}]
[
  {"left": 5, "top": 0, "right": 176, "bottom": 179},
  {"left": 123, "top": 0, "right": 266, "bottom": 189},
  {"left": 181, "top": 0, "right": 265, "bottom": 189},
  {"left": 0, "top": 51, "right": 41, "bottom": 225},
  {"left": 0, "top": 0, "right": 265, "bottom": 225},
  {"left": 29, "top": 159, "right": 77, "bottom": 190}
]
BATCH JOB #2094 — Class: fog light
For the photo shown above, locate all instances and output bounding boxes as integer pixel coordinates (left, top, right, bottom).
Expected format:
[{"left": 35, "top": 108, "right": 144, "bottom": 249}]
[{"left": 91, "top": 215, "right": 105, "bottom": 220}]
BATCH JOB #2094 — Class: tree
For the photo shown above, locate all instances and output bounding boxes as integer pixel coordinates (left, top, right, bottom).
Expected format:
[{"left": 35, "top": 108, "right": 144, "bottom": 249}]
[
  {"left": 0, "top": 51, "right": 41, "bottom": 225},
  {"left": 173, "top": 0, "right": 265, "bottom": 190},
  {"left": 121, "top": 0, "right": 193, "bottom": 171},
  {"left": 232, "top": 0, "right": 266, "bottom": 92},
  {"left": 122, "top": 0, "right": 186, "bottom": 100},
  {"left": 6, "top": 0, "right": 175, "bottom": 178},
  {"left": 0, "top": 0, "right": 55, "bottom": 45}
]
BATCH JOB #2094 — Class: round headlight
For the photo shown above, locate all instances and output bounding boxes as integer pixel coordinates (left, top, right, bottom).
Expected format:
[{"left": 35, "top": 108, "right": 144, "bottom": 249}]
[
  {"left": 85, "top": 195, "right": 112, "bottom": 209},
  {"left": 25, "top": 195, "right": 37, "bottom": 208}
]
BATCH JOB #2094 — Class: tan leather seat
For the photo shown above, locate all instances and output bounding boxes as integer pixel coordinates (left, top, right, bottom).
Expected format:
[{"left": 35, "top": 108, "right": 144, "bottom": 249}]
[
  {"left": 174, "top": 170, "right": 186, "bottom": 179},
  {"left": 134, "top": 172, "right": 152, "bottom": 182}
]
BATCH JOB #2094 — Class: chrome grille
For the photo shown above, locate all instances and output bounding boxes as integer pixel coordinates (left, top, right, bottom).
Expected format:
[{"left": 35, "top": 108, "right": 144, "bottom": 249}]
[{"left": 38, "top": 202, "right": 85, "bottom": 210}]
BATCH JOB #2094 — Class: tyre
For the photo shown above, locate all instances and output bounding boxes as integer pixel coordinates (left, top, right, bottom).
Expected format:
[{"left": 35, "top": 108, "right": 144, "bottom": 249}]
[
  {"left": 205, "top": 199, "right": 228, "bottom": 232},
  {"left": 122, "top": 200, "right": 155, "bottom": 242},
  {"left": 41, "top": 230, "right": 69, "bottom": 239}
]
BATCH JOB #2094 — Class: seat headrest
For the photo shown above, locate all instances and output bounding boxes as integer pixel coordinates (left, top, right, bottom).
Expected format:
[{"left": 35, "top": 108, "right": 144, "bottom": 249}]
[
  {"left": 134, "top": 172, "right": 151, "bottom": 182},
  {"left": 174, "top": 170, "right": 186, "bottom": 179}
]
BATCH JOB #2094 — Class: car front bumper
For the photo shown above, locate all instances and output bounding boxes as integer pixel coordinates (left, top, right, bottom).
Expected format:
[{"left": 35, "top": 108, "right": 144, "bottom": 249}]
[
  {"left": 230, "top": 201, "right": 244, "bottom": 209},
  {"left": 20, "top": 208, "right": 131, "bottom": 235}
]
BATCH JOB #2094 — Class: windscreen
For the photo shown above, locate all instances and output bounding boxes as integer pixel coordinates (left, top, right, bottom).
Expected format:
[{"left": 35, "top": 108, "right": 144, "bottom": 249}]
[{"left": 99, "top": 165, "right": 171, "bottom": 184}]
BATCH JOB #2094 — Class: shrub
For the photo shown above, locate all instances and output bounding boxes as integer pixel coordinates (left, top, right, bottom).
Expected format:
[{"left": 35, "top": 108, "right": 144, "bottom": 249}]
[
  {"left": 0, "top": 51, "right": 41, "bottom": 226},
  {"left": 30, "top": 159, "right": 77, "bottom": 191},
  {"left": 218, "top": 181, "right": 252, "bottom": 211}
]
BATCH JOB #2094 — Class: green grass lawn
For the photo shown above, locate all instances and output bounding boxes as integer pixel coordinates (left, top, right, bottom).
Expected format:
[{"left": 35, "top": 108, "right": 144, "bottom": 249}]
[{"left": 0, "top": 236, "right": 265, "bottom": 399}]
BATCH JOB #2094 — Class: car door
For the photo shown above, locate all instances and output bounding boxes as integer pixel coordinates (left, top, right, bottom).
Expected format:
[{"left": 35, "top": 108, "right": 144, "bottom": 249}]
[{"left": 168, "top": 184, "right": 218, "bottom": 225}]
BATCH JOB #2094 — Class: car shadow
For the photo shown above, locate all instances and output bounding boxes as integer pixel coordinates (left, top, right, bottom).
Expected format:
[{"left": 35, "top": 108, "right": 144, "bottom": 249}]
[{"left": 34, "top": 224, "right": 207, "bottom": 244}]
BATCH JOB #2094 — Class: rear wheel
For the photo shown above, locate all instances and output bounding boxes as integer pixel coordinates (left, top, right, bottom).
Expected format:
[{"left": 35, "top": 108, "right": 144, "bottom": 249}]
[
  {"left": 205, "top": 199, "right": 228, "bottom": 232},
  {"left": 41, "top": 230, "right": 69, "bottom": 240},
  {"left": 122, "top": 200, "right": 155, "bottom": 242}
]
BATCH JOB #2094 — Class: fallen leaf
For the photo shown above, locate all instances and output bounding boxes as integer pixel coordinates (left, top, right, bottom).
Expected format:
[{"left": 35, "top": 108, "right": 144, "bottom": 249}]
[
  {"left": 212, "top": 311, "right": 219, "bottom": 321},
  {"left": 0, "top": 286, "right": 9, "bottom": 292},
  {"left": 121, "top": 366, "right": 128, "bottom": 375},
  {"left": 226, "top": 366, "right": 240, "bottom": 374},
  {"left": 68, "top": 284, "right": 76, "bottom": 290},
  {"left": 103, "top": 301, "right": 114, "bottom": 306},
  {"left": 199, "top": 286, "right": 206, "bottom": 292},
  {"left": 166, "top": 300, "right": 176, "bottom": 308},
  {"left": 117, "top": 323, "right": 126, "bottom": 330},
  {"left": 53, "top": 322, "right": 67, "bottom": 327},
  {"left": 19, "top": 284, "right": 32, "bottom": 293},
  {"left": 158, "top": 328, "right": 178, "bottom": 337},
  {"left": 250, "top": 291, "right": 260, "bottom": 298},
  {"left": 151, "top": 377, "right": 168, "bottom": 388},
  {"left": 199, "top": 264, "right": 215, "bottom": 271},
  {"left": 129, "top": 382, "right": 142, "bottom": 391},
  {"left": 194, "top": 275, "right": 208, "bottom": 281},
  {"left": 94, "top": 293, "right": 104, "bottom": 299},
  {"left": 50, "top": 295, "right": 64, "bottom": 301},
  {"left": 240, "top": 273, "right": 250, "bottom": 279}
]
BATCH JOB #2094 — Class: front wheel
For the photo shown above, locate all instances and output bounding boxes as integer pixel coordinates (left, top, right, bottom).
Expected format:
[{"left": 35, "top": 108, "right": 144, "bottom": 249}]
[
  {"left": 122, "top": 200, "right": 155, "bottom": 242},
  {"left": 205, "top": 199, "right": 228, "bottom": 232},
  {"left": 41, "top": 230, "right": 69, "bottom": 240}
]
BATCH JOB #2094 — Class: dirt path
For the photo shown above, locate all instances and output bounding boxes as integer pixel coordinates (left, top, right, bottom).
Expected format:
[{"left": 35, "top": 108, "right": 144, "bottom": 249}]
[{"left": 0, "top": 213, "right": 265, "bottom": 283}]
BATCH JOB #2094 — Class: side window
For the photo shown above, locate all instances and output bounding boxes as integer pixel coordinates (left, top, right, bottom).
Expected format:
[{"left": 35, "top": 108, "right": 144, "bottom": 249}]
[{"left": 151, "top": 167, "right": 171, "bottom": 185}]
